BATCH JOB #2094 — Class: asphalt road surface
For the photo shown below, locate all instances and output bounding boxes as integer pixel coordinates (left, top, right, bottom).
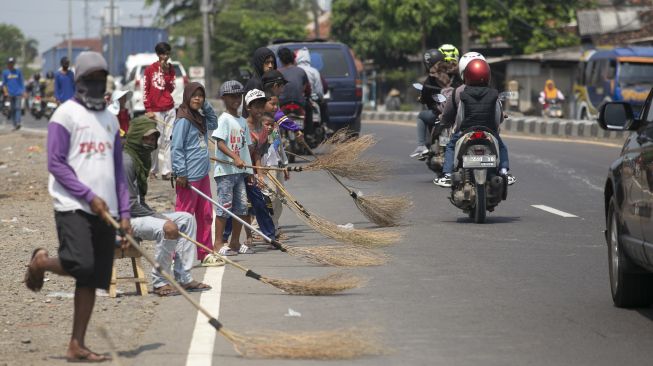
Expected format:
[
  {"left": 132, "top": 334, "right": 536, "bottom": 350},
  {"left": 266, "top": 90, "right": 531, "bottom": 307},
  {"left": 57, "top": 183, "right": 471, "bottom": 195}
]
[{"left": 14, "top": 113, "right": 653, "bottom": 365}]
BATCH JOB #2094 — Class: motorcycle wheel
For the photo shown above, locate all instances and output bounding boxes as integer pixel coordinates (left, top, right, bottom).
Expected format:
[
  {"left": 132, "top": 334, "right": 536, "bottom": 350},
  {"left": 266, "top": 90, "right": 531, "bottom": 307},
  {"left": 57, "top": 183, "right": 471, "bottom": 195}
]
[{"left": 474, "top": 183, "right": 486, "bottom": 223}]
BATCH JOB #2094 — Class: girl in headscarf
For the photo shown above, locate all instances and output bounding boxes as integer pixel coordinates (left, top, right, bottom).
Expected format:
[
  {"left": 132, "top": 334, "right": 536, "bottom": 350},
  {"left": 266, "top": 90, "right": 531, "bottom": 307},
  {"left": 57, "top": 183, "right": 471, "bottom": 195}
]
[
  {"left": 539, "top": 79, "right": 565, "bottom": 105},
  {"left": 171, "top": 82, "right": 219, "bottom": 264}
]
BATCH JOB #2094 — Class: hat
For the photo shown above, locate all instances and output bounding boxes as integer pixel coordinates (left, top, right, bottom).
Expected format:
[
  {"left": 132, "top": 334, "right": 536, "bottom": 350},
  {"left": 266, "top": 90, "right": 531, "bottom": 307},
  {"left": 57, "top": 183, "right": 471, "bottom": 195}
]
[
  {"left": 107, "top": 90, "right": 133, "bottom": 115},
  {"left": 262, "top": 70, "right": 287, "bottom": 86},
  {"left": 245, "top": 89, "right": 267, "bottom": 106},
  {"left": 7, "top": 57, "right": 15, "bottom": 64},
  {"left": 219, "top": 80, "right": 245, "bottom": 96},
  {"left": 74, "top": 51, "right": 108, "bottom": 82}
]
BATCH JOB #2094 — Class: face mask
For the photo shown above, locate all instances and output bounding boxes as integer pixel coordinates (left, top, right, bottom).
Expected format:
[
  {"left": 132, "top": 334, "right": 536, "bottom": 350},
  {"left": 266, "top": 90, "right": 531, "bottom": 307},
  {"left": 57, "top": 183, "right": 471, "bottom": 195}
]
[
  {"left": 142, "top": 143, "right": 157, "bottom": 151},
  {"left": 75, "top": 78, "right": 107, "bottom": 111}
]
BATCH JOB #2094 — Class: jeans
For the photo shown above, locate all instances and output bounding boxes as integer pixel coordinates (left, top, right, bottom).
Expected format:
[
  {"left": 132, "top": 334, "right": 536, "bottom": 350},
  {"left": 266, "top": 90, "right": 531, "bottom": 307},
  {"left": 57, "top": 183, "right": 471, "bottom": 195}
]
[
  {"left": 130, "top": 212, "right": 197, "bottom": 288},
  {"left": 416, "top": 109, "right": 437, "bottom": 146},
  {"left": 442, "top": 131, "right": 510, "bottom": 174},
  {"left": 9, "top": 96, "right": 22, "bottom": 127},
  {"left": 223, "top": 181, "right": 276, "bottom": 242}
]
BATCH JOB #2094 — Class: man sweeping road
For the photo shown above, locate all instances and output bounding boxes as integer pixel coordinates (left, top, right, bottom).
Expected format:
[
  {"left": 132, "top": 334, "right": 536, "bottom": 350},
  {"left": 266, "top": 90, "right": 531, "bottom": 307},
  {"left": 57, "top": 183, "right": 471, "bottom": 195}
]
[{"left": 23, "top": 51, "right": 131, "bottom": 362}]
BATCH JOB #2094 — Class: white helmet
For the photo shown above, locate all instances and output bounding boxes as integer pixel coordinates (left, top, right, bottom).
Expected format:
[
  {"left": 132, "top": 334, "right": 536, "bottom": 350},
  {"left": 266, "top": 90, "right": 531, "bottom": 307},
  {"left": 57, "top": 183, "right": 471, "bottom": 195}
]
[{"left": 458, "top": 52, "right": 486, "bottom": 79}]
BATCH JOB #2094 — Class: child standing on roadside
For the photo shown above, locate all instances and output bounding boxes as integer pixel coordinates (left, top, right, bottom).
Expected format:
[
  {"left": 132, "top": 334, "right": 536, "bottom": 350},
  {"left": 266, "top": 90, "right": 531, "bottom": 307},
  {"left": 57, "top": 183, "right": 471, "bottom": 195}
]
[{"left": 212, "top": 81, "right": 255, "bottom": 256}]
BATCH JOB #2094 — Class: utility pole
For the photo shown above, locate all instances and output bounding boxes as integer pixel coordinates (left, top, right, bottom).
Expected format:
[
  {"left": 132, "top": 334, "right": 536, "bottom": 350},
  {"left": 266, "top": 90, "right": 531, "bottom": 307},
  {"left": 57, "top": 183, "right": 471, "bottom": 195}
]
[
  {"left": 311, "top": 0, "right": 320, "bottom": 39},
  {"left": 130, "top": 14, "right": 153, "bottom": 27},
  {"left": 92, "top": 15, "right": 105, "bottom": 38},
  {"left": 200, "top": 0, "right": 213, "bottom": 94},
  {"left": 459, "top": 0, "right": 470, "bottom": 53},
  {"left": 109, "top": 0, "right": 115, "bottom": 75},
  {"left": 67, "top": 0, "right": 73, "bottom": 61},
  {"left": 84, "top": 0, "right": 89, "bottom": 38}
]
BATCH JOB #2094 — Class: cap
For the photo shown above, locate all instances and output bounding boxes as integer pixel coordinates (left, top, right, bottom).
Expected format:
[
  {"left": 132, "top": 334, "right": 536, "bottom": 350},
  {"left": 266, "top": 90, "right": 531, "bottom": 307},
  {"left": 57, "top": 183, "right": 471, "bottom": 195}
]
[
  {"left": 74, "top": 51, "right": 108, "bottom": 82},
  {"left": 219, "top": 80, "right": 245, "bottom": 96},
  {"left": 107, "top": 90, "right": 133, "bottom": 115},
  {"left": 262, "top": 70, "right": 287, "bottom": 86},
  {"left": 7, "top": 57, "right": 15, "bottom": 64},
  {"left": 245, "top": 89, "right": 267, "bottom": 106}
]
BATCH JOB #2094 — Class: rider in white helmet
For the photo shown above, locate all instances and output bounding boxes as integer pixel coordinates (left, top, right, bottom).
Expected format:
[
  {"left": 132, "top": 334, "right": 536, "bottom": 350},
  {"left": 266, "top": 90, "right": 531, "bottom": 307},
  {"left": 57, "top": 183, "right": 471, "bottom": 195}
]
[{"left": 434, "top": 52, "right": 516, "bottom": 187}]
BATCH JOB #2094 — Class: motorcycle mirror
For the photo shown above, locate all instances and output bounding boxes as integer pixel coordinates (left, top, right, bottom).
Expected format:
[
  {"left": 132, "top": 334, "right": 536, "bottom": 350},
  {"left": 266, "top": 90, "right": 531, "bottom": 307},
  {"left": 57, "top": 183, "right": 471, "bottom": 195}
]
[
  {"left": 498, "top": 91, "right": 517, "bottom": 102},
  {"left": 412, "top": 83, "right": 423, "bottom": 91},
  {"left": 432, "top": 94, "right": 447, "bottom": 103}
]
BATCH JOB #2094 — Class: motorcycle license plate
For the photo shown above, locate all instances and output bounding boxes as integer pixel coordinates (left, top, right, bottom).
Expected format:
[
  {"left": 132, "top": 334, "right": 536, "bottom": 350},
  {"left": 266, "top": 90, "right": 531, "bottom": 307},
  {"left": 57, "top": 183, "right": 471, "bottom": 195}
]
[{"left": 462, "top": 155, "right": 497, "bottom": 168}]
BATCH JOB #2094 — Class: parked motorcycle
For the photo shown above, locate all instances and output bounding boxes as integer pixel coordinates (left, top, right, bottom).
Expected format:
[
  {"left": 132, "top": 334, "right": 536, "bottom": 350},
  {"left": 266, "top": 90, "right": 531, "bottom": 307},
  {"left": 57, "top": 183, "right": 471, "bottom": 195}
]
[
  {"left": 541, "top": 98, "right": 563, "bottom": 118},
  {"left": 412, "top": 83, "right": 452, "bottom": 177}
]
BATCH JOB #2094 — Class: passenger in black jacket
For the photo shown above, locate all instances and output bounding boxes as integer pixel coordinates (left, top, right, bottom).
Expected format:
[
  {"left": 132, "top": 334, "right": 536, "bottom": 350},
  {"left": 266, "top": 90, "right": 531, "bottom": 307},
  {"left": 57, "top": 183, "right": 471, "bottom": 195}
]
[{"left": 243, "top": 47, "right": 277, "bottom": 117}]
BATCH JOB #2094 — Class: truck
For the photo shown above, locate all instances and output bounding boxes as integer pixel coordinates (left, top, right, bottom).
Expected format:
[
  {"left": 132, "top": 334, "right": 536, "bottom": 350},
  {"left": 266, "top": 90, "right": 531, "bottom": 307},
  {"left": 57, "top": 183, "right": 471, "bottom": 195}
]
[{"left": 102, "top": 26, "right": 169, "bottom": 77}]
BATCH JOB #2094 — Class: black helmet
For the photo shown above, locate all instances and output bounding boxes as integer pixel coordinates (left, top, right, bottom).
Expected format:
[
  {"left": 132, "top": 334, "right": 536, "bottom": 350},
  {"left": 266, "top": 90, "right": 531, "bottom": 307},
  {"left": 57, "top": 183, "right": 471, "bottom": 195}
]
[
  {"left": 423, "top": 49, "right": 444, "bottom": 70},
  {"left": 46, "top": 71, "right": 54, "bottom": 79}
]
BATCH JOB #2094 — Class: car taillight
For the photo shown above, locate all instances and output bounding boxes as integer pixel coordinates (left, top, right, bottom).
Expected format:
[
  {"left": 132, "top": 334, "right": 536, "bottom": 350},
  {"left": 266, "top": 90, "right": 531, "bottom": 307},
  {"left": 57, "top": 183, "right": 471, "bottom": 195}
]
[
  {"left": 135, "top": 79, "right": 141, "bottom": 90},
  {"left": 183, "top": 76, "right": 189, "bottom": 85},
  {"left": 469, "top": 131, "right": 486, "bottom": 140},
  {"left": 355, "top": 78, "right": 362, "bottom": 98}
]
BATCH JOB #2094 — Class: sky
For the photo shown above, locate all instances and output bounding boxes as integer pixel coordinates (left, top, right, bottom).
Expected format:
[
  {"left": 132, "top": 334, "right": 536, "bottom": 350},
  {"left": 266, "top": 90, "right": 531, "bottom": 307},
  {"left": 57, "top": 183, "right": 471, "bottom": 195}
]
[{"left": 1, "top": 0, "right": 160, "bottom": 53}]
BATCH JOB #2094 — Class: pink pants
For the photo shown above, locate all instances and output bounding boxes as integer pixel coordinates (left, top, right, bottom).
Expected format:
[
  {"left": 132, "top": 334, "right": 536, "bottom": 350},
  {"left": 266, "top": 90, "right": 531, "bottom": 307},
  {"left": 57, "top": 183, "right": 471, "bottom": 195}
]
[{"left": 176, "top": 175, "right": 213, "bottom": 260}]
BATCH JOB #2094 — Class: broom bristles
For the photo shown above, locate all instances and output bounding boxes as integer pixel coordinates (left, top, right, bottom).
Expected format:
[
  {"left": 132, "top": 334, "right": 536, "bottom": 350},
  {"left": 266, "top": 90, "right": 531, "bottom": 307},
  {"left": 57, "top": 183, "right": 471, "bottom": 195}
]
[
  {"left": 261, "top": 272, "right": 365, "bottom": 295},
  {"left": 224, "top": 326, "right": 383, "bottom": 359},
  {"left": 354, "top": 194, "right": 413, "bottom": 227},
  {"left": 301, "top": 210, "right": 401, "bottom": 247},
  {"left": 287, "top": 245, "right": 388, "bottom": 267}
]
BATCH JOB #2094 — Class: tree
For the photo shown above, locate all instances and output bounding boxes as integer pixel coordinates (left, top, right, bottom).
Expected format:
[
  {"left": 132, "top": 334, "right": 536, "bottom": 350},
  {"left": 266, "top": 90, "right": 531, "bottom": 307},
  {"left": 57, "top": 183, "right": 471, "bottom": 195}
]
[
  {"left": 146, "top": 0, "right": 308, "bottom": 81},
  {"left": 332, "top": 0, "right": 590, "bottom": 69},
  {"left": 0, "top": 24, "right": 38, "bottom": 67}
]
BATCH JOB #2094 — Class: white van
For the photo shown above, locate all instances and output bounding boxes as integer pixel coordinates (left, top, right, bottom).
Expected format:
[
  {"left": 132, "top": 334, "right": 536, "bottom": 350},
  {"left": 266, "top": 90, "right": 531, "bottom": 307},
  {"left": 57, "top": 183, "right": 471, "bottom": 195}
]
[{"left": 123, "top": 53, "right": 188, "bottom": 116}]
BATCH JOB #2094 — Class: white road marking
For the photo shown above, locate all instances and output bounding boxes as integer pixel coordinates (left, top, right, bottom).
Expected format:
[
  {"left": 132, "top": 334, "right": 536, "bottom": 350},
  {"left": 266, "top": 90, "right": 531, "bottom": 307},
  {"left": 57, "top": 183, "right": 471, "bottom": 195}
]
[
  {"left": 185, "top": 266, "right": 225, "bottom": 366},
  {"left": 531, "top": 205, "right": 579, "bottom": 218}
]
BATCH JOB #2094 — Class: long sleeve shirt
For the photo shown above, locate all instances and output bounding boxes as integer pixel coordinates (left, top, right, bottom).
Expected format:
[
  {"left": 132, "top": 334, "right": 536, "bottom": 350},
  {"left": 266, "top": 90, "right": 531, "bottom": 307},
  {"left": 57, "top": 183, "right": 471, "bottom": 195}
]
[
  {"left": 143, "top": 62, "right": 176, "bottom": 112},
  {"left": 47, "top": 100, "right": 130, "bottom": 219},
  {"left": 122, "top": 153, "right": 156, "bottom": 218},
  {"left": 171, "top": 101, "right": 218, "bottom": 181},
  {"left": 54, "top": 70, "right": 75, "bottom": 102},
  {"left": 2, "top": 69, "right": 24, "bottom": 96}
]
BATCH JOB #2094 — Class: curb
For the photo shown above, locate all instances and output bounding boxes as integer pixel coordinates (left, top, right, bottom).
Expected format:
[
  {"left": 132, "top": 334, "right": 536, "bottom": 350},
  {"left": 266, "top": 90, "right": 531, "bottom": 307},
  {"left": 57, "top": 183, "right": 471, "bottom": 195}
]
[{"left": 361, "top": 111, "right": 626, "bottom": 141}]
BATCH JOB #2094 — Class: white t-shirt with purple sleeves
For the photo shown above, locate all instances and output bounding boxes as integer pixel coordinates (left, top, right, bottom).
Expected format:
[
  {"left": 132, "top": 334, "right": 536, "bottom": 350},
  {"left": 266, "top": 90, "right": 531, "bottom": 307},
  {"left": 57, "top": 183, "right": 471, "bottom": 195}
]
[{"left": 47, "top": 99, "right": 130, "bottom": 218}]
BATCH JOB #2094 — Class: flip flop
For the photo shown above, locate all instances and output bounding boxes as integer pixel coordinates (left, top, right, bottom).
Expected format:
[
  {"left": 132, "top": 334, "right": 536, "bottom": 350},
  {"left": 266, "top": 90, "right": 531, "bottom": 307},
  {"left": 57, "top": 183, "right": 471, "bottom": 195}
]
[
  {"left": 66, "top": 351, "right": 111, "bottom": 363},
  {"left": 24, "top": 248, "right": 47, "bottom": 292},
  {"left": 153, "top": 285, "right": 180, "bottom": 297},
  {"left": 183, "top": 281, "right": 212, "bottom": 293}
]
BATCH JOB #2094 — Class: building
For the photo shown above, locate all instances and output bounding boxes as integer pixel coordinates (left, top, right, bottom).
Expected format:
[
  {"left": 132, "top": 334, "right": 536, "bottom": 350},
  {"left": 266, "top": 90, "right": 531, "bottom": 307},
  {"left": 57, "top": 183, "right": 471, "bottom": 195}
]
[{"left": 41, "top": 38, "right": 102, "bottom": 74}]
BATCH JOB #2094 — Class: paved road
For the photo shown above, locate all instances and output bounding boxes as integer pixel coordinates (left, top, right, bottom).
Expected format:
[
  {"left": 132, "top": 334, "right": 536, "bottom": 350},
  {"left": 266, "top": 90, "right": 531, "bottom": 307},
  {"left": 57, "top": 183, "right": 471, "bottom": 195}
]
[{"left": 17, "top": 112, "right": 653, "bottom": 365}]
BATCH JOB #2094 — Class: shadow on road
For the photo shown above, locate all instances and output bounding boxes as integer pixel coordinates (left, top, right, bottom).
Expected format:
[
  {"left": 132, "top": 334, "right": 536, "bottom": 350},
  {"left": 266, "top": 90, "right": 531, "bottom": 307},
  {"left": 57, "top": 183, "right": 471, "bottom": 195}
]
[
  {"left": 635, "top": 308, "right": 653, "bottom": 322},
  {"left": 117, "top": 342, "right": 165, "bottom": 358}
]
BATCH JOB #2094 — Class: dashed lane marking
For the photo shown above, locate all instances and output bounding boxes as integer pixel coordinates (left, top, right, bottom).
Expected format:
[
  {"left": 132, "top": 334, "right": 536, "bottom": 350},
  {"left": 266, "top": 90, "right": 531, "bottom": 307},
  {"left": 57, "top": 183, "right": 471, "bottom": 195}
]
[
  {"left": 185, "top": 266, "right": 225, "bottom": 366},
  {"left": 531, "top": 205, "right": 579, "bottom": 218}
]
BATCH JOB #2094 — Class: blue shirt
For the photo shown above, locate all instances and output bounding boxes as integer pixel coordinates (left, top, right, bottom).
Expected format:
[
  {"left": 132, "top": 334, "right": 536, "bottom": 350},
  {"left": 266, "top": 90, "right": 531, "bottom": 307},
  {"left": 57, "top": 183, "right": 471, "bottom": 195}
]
[
  {"left": 171, "top": 101, "right": 218, "bottom": 182},
  {"left": 211, "top": 113, "right": 253, "bottom": 177},
  {"left": 54, "top": 70, "right": 75, "bottom": 102},
  {"left": 2, "top": 69, "right": 24, "bottom": 96}
]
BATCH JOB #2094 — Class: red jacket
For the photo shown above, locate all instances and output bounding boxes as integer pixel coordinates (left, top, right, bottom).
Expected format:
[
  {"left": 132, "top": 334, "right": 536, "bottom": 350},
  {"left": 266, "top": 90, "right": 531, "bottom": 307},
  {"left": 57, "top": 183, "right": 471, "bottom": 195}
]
[{"left": 143, "top": 62, "right": 175, "bottom": 112}]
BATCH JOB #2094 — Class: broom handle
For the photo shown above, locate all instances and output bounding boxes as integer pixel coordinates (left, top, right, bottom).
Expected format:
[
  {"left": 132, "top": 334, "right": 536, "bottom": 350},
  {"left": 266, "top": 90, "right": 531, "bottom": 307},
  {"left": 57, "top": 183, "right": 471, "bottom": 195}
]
[
  {"left": 188, "top": 185, "right": 287, "bottom": 252},
  {"left": 179, "top": 232, "right": 269, "bottom": 281},
  {"left": 266, "top": 172, "right": 310, "bottom": 216},
  {"left": 102, "top": 213, "right": 225, "bottom": 332},
  {"left": 210, "top": 157, "right": 299, "bottom": 172}
]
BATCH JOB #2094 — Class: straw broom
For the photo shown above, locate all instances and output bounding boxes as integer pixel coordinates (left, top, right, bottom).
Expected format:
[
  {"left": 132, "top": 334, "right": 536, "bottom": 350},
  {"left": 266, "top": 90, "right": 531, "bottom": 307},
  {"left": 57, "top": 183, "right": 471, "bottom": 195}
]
[
  {"left": 288, "top": 148, "right": 412, "bottom": 227},
  {"left": 188, "top": 185, "right": 387, "bottom": 266},
  {"left": 179, "top": 232, "right": 364, "bottom": 295},
  {"left": 266, "top": 172, "right": 401, "bottom": 247},
  {"left": 102, "top": 213, "right": 382, "bottom": 359}
]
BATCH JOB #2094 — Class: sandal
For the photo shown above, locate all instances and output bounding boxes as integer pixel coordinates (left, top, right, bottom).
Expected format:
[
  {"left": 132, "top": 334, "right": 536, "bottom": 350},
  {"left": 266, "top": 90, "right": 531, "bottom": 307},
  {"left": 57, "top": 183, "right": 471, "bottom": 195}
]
[
  {"left": 66, "top": 350, "right": 111, "bottom": 363},
  {"left": 251, "top": 233, "right": 263, "bottom": 242},
  {"left": 218, "top": 246, "right": 238, "bottom": 256},
  {"left": 201, "top": 254, "right": 226, "bottom": 267},
  {"left": 153, "top": 284, "right": 180, "bottom": 297},
  {"left": 238, "top": 244, "right": 255, "bottom": 254},
  {"left": 24, "top": 248, "right": 47, "bottom": 292},
  {"left": 183, "top": 280, "right": 212, "bottom": 292}
]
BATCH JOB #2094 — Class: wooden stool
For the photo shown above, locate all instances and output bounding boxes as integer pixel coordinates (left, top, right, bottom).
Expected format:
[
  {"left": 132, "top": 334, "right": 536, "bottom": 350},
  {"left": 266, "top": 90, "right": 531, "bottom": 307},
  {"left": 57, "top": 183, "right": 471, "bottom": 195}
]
[{"left": 109, "top": 245, "right": 149, "bottom": 298}]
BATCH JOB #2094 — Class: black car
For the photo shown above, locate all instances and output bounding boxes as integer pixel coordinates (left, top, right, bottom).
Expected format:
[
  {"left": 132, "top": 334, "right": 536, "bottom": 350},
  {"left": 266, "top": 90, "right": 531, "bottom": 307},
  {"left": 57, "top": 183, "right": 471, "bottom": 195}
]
[{"left": 599, "top": 91, "right": 653, "bottom": 308}]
